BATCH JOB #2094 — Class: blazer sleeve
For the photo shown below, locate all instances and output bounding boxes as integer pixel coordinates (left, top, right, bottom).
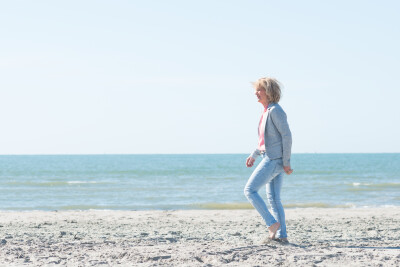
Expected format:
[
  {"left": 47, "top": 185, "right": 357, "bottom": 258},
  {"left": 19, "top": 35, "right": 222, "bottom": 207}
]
[
  {"left": 270, "top": 107, "right": 292, "bottom": 166},
  {"left": 249, "top": 148, "right": 261, "bottom": 159}
]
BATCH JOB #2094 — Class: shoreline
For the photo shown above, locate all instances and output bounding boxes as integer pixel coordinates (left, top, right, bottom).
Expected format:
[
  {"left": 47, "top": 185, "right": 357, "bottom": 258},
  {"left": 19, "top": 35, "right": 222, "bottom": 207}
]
[
  {"left": 2, "top": 203, "right": 399, "bottom": 212},
  {"left": 1, "top": 207, "right": 399, "bottom": 266}
]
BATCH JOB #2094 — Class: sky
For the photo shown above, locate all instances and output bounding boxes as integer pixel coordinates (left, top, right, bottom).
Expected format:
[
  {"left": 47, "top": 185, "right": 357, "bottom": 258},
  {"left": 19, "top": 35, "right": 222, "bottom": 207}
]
[{"left": 1, "top": 0, "right": 399, "bottom": 154}]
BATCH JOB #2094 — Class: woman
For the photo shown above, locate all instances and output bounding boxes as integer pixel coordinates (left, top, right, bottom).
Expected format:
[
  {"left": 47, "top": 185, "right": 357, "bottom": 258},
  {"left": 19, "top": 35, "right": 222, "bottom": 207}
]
[{"left": 244, "top": 77, "right": 293, "bottom": 243}]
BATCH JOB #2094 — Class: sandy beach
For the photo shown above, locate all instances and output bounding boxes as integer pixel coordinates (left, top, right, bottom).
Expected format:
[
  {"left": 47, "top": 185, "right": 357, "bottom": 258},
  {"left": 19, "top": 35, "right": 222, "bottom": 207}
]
[{"left": 0, "top": 207, "right": 399, "bottom": 266}]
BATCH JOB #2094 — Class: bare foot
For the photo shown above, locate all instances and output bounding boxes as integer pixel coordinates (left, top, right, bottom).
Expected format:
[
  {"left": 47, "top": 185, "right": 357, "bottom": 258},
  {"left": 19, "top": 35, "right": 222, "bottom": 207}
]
[{"left": 268, "top": 222, "right": 280, "bottom": 239}]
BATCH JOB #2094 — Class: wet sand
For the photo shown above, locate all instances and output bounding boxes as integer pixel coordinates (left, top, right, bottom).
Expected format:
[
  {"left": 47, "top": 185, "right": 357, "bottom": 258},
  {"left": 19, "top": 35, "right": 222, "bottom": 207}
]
[{"left": 0, "top": 207, "right": 399, "bottom": 266}]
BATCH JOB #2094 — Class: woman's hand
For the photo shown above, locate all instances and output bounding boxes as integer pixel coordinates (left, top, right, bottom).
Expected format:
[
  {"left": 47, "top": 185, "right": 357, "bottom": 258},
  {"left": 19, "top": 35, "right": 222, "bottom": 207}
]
[
  {"left": 246, "top": 156, "right": 255, "bottom": 167},
  {"left": 283, "top": 166, "right": 293, "bottom": 175}
]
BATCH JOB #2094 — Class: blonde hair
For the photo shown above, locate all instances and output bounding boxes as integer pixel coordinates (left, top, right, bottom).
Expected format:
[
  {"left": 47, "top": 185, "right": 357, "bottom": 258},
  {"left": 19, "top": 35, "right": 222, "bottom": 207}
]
[{"left": 252, "top": 77, "right": 282, "bottom": 103}]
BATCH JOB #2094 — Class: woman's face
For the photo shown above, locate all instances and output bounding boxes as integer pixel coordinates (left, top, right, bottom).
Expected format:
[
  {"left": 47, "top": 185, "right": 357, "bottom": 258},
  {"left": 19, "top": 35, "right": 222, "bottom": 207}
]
[{"left": 255, "top": 86, "right": 268, "bottom": 105}]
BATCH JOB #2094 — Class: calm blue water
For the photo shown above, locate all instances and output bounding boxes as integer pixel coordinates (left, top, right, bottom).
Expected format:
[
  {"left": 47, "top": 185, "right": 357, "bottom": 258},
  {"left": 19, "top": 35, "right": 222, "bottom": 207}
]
[{"left": 0, "top": 154, "right": 399, "bottom": 210}]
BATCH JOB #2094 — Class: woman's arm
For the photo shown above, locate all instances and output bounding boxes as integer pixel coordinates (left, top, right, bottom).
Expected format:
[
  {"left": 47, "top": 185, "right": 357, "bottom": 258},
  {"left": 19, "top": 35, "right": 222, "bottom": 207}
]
[
  {"left": 270, "top": 106, "right": 292, "bottom": 168},
  {"left": 245, "top": 149, "right": 260, "bottom": 168},
  {"left": 250, "top": 148, "right": 261, "bottom": 160}
]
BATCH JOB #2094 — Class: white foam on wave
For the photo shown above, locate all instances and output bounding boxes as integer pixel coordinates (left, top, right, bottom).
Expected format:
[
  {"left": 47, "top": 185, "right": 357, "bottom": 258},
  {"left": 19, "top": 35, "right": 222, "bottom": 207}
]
[
  {"left": 352, "top": 182, "right": 371, "bottom": 186},
  {"left": 67, "top": 181, "right": 97, "bottom": 184}
]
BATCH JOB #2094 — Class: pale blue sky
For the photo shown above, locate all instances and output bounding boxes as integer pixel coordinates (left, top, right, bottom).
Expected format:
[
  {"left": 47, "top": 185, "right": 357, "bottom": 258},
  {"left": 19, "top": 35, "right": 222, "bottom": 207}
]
[{"left": 1, "top": 1, "right": 399, "bottom": 154}]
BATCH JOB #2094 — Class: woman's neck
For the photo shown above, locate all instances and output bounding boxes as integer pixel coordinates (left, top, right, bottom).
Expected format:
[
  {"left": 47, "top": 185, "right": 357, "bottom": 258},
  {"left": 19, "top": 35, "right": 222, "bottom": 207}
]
[{"left": 262, "top": 101, "right": 270, "bottom": 109}]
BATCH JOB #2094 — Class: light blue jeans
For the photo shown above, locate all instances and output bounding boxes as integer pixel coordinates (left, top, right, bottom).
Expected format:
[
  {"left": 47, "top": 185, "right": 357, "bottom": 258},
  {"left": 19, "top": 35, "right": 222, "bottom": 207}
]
[{"left": 244, "top": 155, "right": 287, "bottom": 238}]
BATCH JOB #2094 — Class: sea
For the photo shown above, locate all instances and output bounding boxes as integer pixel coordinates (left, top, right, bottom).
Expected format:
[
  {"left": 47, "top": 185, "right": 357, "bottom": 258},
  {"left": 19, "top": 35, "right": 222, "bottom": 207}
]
[{"left": 0, "top": 154, "right": 399, "bottom": 211}]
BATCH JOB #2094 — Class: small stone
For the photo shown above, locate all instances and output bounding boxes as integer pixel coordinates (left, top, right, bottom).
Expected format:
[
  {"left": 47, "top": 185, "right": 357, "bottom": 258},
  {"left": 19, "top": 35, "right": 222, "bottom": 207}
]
[{"left": 194, "top": 256, "right": 203, "bottom": 262}]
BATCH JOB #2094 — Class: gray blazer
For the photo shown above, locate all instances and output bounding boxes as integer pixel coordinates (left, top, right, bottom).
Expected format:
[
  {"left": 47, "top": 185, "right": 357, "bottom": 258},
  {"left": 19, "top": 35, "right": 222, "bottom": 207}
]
[{"left": 250, "top": 102, "right": 292, "bottom": 166}]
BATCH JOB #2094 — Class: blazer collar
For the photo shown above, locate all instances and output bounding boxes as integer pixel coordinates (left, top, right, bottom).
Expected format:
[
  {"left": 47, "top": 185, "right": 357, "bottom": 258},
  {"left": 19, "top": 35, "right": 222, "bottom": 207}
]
[{"left": 267, "top": 102, "right": 277, "bottom": 110}]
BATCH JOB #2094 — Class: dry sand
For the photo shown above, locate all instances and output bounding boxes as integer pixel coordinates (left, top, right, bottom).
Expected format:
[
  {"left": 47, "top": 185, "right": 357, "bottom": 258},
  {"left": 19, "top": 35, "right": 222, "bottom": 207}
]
[{"left": 0, "top": 207, "right": 399, "bottom": 266}]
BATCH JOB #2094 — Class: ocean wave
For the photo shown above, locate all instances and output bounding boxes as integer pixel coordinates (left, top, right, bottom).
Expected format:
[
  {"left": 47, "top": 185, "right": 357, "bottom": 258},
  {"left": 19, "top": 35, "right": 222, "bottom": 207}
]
[
  {"left": 5, "top": 180, "right": 101, "bottom": 187},
  {"left": 192, "top": 203, "right": 253, "bottom": 210},
  {"left": 352, "top": 182, "right": 371, "bottom": 186},
  {"left": 67, "top": 181, "right": 98, "bottom": 184},
  {"left": 191, "top": 202, "right": 355, "bottom": 210},
  {"left": 283, "top": 203, "right": 355, "bottom": 208},
  {"left": 348, "top": 182, "right": 400, "bottom": 192},
  {"left": 351, "top": 182, "right": 400, "bottom": 187}
]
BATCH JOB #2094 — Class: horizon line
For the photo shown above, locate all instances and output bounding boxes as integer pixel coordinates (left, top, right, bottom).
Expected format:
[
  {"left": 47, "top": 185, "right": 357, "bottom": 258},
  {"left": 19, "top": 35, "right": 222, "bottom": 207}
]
[{"left": 0, "top": 152, "right": 399, "bottom": 156}]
